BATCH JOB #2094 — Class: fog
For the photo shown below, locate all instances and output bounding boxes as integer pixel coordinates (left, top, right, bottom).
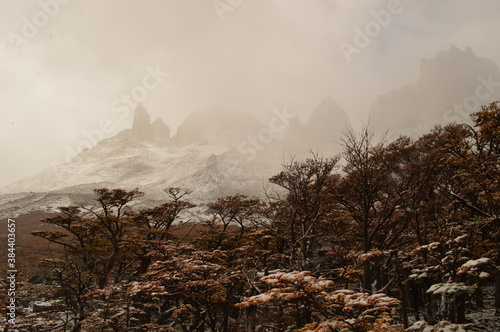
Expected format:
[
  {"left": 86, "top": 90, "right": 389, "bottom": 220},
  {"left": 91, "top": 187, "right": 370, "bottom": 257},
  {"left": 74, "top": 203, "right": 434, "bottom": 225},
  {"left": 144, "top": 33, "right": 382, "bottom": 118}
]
[{"left": 1, "top": 0, "right": 500, "bottom": 187}]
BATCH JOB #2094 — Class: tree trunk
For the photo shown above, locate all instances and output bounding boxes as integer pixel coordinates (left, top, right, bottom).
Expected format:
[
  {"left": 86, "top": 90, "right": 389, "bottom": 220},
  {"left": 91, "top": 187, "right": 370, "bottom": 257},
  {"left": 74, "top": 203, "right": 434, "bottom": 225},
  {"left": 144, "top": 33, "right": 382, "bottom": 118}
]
[
  {"left": 246, "top": 306, "right": 256, "bottom": 332},
  {"left": 396, "top": 267, "right": 409, "bottom": 328},
  {"left": 495, "top": 269, "right": 500, "bottom": 309},
  {"left": 362, "top": 264, "right": 372, "bottom": 292},
  {"left": 408, "top": 281, "right": 420, "bottom": 322},
  {"left": 136, "top": 255, "right": 152, "bottom": 276},
  {"left": 456, "top": 294, "right": 466, "bottom": 324}
]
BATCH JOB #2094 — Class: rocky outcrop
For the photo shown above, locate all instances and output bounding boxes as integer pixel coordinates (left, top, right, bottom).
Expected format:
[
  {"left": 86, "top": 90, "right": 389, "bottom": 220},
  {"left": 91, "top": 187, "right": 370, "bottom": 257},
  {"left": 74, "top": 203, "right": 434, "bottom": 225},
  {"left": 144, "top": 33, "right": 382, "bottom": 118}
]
[
  {"left": 281, "top": 97, "right": 351, "bottom": 157},
  {"left": 370, "top": 45, "right": 500, "bottom": 139},
  {"left": 116, "top": 104, "right": 170, "bottom": 145},
  {"left": 306, "top": 97, "right": 351, "bottom": 147},
  {"left": 131, "top": 103, "right": 151, "bottom": 139},
  {"left": 151, "top": 118, "right": 170, "bottom": 143}
]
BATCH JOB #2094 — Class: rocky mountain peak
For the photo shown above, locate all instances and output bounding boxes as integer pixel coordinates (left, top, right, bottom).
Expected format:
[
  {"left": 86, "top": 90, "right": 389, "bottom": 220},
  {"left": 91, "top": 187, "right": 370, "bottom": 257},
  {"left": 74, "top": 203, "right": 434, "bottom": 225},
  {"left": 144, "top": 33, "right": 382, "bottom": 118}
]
[
  {"left": 115, "top": 104, "right": 170, "bottom": 145},
  {"left": 151, "top": 118, "right": 171, "bottom": 143},
  {"left": 281, "top": 97, "right": 350, "bottom": 158},
  {"left": 308, "top": 97, "right": 349, "bottom": 125},
  {"left": 132, "top": 103, "right": 151, "bottom": 138},
  {"left": 370, "top": 45, "right": 500, "bottom": 138}
]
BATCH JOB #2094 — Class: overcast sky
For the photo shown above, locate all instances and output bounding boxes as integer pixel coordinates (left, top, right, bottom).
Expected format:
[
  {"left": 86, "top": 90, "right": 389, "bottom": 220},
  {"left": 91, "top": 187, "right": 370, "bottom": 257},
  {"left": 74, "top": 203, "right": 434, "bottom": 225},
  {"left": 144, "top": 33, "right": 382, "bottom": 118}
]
[{"left": 1, "top": 0, "right": 500, "bottom": 187}]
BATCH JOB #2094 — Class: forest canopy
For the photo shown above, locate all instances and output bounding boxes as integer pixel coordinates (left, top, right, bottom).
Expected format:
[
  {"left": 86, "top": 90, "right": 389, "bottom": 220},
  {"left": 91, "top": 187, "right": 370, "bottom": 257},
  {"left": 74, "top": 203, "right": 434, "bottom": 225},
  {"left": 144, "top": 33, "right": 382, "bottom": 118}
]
[{"left": 2, "top": 101, "right": 500, "bottom": 331}]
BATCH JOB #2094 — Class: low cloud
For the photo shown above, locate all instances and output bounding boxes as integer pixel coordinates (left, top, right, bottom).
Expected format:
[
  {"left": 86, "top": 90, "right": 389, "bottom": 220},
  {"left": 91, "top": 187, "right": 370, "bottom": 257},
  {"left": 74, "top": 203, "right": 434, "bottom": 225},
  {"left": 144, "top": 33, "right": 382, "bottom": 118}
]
[{"left": 1, "top": 0, "right": 500, "bottom": 186}]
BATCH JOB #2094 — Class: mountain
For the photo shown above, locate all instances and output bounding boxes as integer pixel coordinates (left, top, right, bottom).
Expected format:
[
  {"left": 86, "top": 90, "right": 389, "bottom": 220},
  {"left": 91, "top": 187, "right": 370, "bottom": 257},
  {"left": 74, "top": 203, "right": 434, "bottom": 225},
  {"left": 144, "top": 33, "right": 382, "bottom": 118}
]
[
  {"left": 5, "top": 43, "right": 500, "bottom": 218},
  {"left": 115, "top": 103, "right": 170, "bottom": 145},
  {"left": 1, "top": 99, "right": 352, "bottom": 218},
  {"left": 370, "top": 45, "right": 500, "bottom": 138},
  {"left": 0, "top": 105, "right": 271, "bottom": 217},
  {"left": 172, "top": 107, "right": 263, "bottom": 147},
  {"left": 281, "top": 97, "right": 351, "bottom": 157}
]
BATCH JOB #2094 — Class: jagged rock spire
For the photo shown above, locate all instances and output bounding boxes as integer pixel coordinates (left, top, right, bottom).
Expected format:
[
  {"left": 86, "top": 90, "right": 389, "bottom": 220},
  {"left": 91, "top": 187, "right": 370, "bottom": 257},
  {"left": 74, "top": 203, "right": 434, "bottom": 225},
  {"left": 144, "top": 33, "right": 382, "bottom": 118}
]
[
  {"left": 151, "top": 117, "right": 170, "bottom": 142},
  {"left": 129, "top": 103, "right": 170, "bottom": 144},
  {"left": 132, "top": 103, "right": 151, "bottom": 138}
]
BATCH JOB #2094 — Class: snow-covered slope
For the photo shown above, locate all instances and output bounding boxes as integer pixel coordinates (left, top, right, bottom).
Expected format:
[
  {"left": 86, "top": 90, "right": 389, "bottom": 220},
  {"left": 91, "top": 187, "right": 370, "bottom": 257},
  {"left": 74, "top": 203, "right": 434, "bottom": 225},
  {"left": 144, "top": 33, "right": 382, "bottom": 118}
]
[
  {"left": 1, "top": 137, "right": 272, "bottom": 197},
  {"left": 0, "top": 99, "right": 349, "bottom": 217},
  {"left": 0, "top": 137, "right": 277, "bottom": 218}
]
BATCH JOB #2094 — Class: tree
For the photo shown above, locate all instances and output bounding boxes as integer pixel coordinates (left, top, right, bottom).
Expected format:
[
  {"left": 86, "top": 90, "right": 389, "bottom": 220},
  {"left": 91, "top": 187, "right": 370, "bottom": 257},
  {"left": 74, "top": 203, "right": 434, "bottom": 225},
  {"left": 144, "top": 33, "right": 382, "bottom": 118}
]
[
  {"left": 197, "top": 195, "right": 262, "bottom": 251},
  {"left": 438, "top": 101, "right": 500, "bottom": 311},
  {"left": 237, "top": 271, "right": 403, "bottom": 331},
  {"left": 209, "top": 194, "right": 261, "bottom": 239},
  {"left": 130, "top": 187, "right": 195, "bottom": 275},
  {"left": 337, "top": 126, "right": 402, "bottom": 292},
  {"left": 264, "top": 154, "right": 340, "bottom": 271},
  {"left": 31, "top": 188, "right": 143, "bottom": 331}
]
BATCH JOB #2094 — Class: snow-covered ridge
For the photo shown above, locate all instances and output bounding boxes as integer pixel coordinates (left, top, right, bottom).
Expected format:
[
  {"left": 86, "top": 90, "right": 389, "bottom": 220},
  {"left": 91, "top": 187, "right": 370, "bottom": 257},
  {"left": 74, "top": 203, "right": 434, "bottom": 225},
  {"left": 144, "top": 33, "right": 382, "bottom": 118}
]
[{"left": 0, "top": 98, "right": 351, "bottom": 217}]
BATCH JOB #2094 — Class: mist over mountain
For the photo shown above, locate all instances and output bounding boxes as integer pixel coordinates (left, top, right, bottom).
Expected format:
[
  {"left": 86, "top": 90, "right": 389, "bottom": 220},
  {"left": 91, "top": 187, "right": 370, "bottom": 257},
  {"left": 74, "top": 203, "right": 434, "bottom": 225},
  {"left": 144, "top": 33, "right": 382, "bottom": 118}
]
[
  {"left": 2, "top": 45, "right": 500, "bottom": 218},
  {"left": 0, "top": 98, "right": 352, "bottom": 217},
  {"left": 172, "top": 107, "right": 263, "bottom": 147},
  {"left": 114, "top": 103, "right": 171, "bottom": 145},
  {"left": 281, "top": 97, "right": 351, "bottom": 158},
  {"left": 370, "top": 45, "right": 500, "bottom": 138},
  {"left": 3, "top": 2, "right": 500, "bottom": 328}
]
